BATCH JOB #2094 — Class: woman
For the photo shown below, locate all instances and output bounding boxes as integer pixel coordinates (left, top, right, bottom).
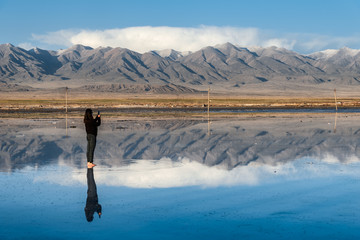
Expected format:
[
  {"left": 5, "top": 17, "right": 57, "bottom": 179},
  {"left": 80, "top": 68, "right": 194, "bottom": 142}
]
[{"left": 84, "top": 109, "right": 101, "bottom": 168}]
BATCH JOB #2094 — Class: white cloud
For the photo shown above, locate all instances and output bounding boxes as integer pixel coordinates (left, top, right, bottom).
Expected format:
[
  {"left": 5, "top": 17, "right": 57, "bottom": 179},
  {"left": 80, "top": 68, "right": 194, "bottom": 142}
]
[
  {"left": 18, "top": 42, "right": 36, "bottom": 50},
  {"left": 30, "top": 26, "right": 360, "bottom": 54},
  {"left": 263, "top": 38, "right": 296, "bottom": 50},
  {"left": 290, "top": 33, "right": 360, "bottom": 53},
  {"left": 32, "top": 29, "right": 77, "bottom": 47},
  {"left": 31, "top": 26, "right": 294, "bottom": 53}
]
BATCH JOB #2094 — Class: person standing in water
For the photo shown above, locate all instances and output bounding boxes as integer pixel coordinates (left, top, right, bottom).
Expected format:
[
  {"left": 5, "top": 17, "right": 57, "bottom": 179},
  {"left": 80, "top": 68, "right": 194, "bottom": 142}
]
[{"left": 84, "top": 109, "right": 101, "bottom": 168}]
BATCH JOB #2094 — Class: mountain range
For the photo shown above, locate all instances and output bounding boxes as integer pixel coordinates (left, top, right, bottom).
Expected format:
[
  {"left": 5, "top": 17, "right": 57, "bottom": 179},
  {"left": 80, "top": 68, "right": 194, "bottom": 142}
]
[
  {"left": 1, "top": 42, "right": 360, "bottom": 94},
  {"left": 1, "top": 116, "right": 358, "bottom": 172}
]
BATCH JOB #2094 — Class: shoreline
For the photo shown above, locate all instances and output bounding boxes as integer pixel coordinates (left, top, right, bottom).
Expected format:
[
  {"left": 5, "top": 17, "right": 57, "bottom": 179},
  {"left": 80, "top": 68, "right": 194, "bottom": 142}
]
[
  {"left": 2, "top": 93, "right": 360, "bottom": 118},
  {"left": 1, "top": 97, "right": 360, "bottom": 109},
  {"left": 0, "top": 106, "right": 358, "bottom": 119}
]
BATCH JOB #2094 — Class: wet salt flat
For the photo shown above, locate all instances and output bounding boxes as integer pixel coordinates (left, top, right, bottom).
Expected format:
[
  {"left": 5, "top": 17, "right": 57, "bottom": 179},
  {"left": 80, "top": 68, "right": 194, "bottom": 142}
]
[{"left": 1, "top": 114, "right": 360, "bottom": 239}]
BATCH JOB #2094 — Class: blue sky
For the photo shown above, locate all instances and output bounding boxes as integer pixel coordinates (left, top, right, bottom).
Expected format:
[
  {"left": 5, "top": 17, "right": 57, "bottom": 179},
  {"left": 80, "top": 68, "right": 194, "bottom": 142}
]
[{"left": 1, "top": 0, "right": 360, "bottom": 53}]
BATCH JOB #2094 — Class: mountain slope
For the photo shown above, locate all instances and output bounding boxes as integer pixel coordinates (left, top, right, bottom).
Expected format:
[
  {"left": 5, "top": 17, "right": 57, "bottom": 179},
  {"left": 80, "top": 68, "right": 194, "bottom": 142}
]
[
  {"left": 0, "top": 44, "right": 46, "bottom": 80},
  {"left": 1, "top": 43, "right": 360, "bottom": 93}
]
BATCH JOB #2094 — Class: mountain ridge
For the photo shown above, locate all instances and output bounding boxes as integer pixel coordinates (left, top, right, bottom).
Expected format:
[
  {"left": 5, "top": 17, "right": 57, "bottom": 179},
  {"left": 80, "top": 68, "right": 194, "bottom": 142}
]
[{"left": 1, "top": 43, "right": 360, "bottom": 94}]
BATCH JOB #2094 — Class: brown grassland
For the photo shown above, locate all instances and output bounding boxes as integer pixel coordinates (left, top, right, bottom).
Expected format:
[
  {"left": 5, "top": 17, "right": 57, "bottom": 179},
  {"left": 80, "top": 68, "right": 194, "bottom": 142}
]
[{"left": 1, "top": 90, "right": 360, "bottom": 119}]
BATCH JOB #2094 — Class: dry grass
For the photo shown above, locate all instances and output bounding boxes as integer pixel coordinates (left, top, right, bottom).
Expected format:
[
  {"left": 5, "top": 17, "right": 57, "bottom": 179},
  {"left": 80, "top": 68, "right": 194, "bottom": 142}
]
[
  {"left": 2, "top": 91, "right": 360, "bottom": 119},
  {"left": 1, "top": 96, "right": 360, "bottom": 109}
]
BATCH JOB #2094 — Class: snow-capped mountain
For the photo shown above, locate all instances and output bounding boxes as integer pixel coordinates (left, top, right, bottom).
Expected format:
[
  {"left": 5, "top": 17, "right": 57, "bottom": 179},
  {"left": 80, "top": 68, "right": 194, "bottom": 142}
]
[{"left": 309, "top": 47, "right": 360, "bottom": 73}]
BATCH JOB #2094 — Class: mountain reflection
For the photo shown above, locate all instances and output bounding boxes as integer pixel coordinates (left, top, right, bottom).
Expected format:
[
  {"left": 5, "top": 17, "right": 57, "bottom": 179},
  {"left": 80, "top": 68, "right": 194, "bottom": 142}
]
[
  {"left": 1, "top": 115, "right": 360, "bottom": 172},
  {"left": 85, "top": 167, "right": 102, "bottom": 222}
]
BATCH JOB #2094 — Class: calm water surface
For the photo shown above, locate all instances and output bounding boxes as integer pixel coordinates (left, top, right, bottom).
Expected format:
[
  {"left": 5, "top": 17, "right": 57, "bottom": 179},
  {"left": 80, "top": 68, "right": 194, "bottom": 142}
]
[{"left": 1, "top": 114, "right": 360, "bottom": 239}]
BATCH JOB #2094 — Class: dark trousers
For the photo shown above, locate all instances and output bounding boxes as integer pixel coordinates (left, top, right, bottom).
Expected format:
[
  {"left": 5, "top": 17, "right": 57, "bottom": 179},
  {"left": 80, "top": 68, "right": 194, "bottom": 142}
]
[{"left": 86, "top": 134, "right": 96, "bottom": 163}]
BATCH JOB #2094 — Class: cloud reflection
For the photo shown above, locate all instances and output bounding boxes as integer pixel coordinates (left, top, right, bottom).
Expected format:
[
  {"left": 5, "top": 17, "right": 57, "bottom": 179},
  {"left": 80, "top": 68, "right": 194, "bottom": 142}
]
[{"left": 33, "top": 155, "right": 360, "bottom": 189}]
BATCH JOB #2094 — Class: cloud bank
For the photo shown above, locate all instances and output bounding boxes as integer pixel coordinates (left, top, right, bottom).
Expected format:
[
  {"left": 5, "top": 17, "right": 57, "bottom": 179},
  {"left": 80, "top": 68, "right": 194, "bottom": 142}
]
[
  {"left": 27, "top": 26, "right": 360, "bottom": 54},
  {"left": 31, "top": 26, "right": 295, "bottom": 53}
]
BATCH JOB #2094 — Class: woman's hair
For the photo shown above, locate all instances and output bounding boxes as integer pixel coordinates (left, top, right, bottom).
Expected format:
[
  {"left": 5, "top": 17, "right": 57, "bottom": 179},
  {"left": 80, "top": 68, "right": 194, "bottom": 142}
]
[{"left": 84, "top": 108, "right": 93, "bottom": 122}]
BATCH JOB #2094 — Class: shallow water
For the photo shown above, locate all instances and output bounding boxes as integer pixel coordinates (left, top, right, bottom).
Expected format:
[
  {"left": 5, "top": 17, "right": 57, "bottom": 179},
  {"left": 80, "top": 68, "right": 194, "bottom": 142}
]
[{"left": 1, "top": 114, "right": 360, "bottom": 239}]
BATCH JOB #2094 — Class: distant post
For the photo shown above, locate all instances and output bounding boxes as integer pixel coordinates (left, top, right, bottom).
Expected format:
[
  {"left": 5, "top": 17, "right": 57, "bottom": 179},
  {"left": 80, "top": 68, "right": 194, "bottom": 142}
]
[
  {"left": 65, "top": 86, "right": 68, "bottom": 113},
  {"left": 334, "top": 88, "right": 337, "bottom": 112},
  {"left": 207, "top": 87, "right": 210, "bottom": 116}
]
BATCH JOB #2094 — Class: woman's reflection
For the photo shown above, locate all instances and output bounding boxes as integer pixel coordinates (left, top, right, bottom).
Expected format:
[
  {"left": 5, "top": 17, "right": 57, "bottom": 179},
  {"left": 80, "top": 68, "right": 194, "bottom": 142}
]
[{"left": 84, "top": 165, "right": 102, "bottom": 222}]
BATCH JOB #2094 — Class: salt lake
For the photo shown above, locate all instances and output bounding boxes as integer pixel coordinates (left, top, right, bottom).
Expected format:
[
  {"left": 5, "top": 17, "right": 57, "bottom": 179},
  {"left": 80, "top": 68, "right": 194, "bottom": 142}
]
[{"left": 1, "top": 113, "right": 360, "bottom": 239}]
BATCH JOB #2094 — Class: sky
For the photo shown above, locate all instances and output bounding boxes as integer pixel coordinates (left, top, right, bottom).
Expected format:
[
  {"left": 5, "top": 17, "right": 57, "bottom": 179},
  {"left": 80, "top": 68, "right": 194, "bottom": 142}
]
[{"left": 1, "top": 0, "right": 360, "bottom": 54}]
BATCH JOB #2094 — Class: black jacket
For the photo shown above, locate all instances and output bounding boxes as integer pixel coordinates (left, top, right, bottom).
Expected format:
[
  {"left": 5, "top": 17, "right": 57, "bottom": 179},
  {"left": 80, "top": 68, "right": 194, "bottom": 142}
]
[{"left": 84, "top": 116, "right": 101, "bottom": 136}]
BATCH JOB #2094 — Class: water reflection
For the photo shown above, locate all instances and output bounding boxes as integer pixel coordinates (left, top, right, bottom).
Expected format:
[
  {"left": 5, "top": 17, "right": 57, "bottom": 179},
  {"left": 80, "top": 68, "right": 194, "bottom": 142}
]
[
  {"left": 1, "top": 114, "right": 360, "bottom": 173},
  {"left": 85, "top": 167, "right": 102, "bottom": 222},
  {"left": 28, "top": 156, "right": 359, "bottom": 189},
  {"left": 2, "top": 115, "right": 360, "bottom": 239}
]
